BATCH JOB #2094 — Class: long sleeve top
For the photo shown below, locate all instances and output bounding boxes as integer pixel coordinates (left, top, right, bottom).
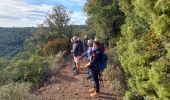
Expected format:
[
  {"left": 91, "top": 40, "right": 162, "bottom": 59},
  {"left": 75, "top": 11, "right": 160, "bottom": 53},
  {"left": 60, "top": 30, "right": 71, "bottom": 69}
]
[
  {"left": 81, "top": 47, "right": 94, "bottom": 62},
  {"left": 89, "top": 49, "right": 103, "bottom": 71}
]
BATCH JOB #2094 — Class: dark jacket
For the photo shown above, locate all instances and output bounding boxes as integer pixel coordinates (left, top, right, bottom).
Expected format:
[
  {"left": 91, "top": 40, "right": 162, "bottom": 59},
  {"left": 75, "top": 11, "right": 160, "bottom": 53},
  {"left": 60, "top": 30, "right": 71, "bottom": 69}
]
[
  {"left": 72, "top": 41, "right": 83, "bottom": 57},
  {"left": 89, "top": 49, "right": 103, "bottom": 71}
]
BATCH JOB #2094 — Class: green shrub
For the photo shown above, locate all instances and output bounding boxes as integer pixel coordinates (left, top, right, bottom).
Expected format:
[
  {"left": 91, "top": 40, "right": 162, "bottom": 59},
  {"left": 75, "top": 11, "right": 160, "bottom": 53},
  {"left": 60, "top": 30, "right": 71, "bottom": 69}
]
[
  {"left": 43, "top": 38, "right": 70, "bottom": 56},
  {"left": 8, "top": 55, "right": 50, "bottom": 89},
  {"left": 103, "top": 64, "right": 125, "bottom": 98},
  {"left": 0, "top": 68, "right": 12, "bottom": 86},
  {"left": 0, "top": 82, "right": 36, "bottom": 100},
  {"left": 117, "top": 0, "right": 170, "bottom": 99},
  {"left": 46, "top": 51, "right": 66, "bottom": 74},
  {"left": 106, "top": 48, "right": 120, "bottom": 66}
]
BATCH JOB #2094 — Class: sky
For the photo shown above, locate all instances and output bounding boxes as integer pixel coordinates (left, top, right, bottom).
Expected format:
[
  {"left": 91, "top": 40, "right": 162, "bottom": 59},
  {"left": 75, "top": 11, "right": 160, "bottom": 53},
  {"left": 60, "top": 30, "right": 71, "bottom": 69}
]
[{"left": 0, "top": 0, "right": 87, "bottom": 27}]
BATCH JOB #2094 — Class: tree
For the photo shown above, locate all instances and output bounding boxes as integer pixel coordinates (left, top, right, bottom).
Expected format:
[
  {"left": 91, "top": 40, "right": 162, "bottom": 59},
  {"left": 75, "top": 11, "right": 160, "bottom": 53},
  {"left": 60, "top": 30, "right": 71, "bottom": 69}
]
[
  {"left": 116, "top": 0, "right": 170, "bottom": 99},
  {"left": 45, "top": 5, "right": 72, "bottom": 40},
  {"left": 84, "top": 0, "right": 125, "bottom": 46},
  {"left": 34, "top": 5, "right": 73, "bottom": 55}
]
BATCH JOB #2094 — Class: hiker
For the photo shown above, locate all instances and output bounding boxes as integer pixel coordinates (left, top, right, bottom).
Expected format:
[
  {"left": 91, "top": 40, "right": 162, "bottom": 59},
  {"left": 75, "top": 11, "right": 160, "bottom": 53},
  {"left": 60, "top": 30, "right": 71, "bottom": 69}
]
[
  {"left": 71, "top": 36, "right": 83, "bottom": 74},
  {"left": 85, "top": 41, "right": 103, "bottom": 97},
  {"left": 80, "top": 39, "right": 94, "bottom": 80},
  {"left": 94, "top": 38, "right": 105, "bottom": 53}
]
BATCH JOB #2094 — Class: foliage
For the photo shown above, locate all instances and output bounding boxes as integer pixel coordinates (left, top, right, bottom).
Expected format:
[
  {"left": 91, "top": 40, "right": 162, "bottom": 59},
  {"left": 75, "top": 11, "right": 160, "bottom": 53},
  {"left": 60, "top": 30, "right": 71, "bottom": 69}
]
[
  {"left": 34, "top": 5, "right": 75, "bottom": 56},
  {"left": 43, "top": 38, "right": 70, "bottom": 56},
  {"left": 8, "top": 55, "right": 50, "bottom": 89},
  {"left": 84, "top": 0, "right": 125, "bottom": 46},
  {"left": 0, "top": 82, "right": 36, "bottom": 100},
  {"left": 46, "top": 51, "right": 66, "bottom": 74},
  {"left": 103, "top": 48, "right": 125, "bottom": 98},
  {"left": 116, "top": 0, "right": 170, "bottom": 99},
  {"left": 45, "top": 5, "right": 72, "bottom": 39},
  {"left": 0, "top": 4, "right": 89, "bottom": 99},
  {"left": 0, "top": 58, "right": 9, "bottom": 68},
  {"left": 0, "top": 27, "right": 36, "bottom": 58}
]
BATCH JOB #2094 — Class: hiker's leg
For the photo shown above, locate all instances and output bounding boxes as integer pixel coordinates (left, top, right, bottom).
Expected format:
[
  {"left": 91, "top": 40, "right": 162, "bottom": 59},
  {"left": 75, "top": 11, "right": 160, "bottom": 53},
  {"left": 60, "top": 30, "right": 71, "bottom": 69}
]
[
  {"left": 74, "top": 56, "right": 80, "bottom": 70},
  {"left": 95, "top": 71, "right": 100, "bottom": 93},
  {"left": 76, "top": 56, "right": 80, "bottom": 70},
  {"left": 90, "top": 70, "right": 100, "bottom": 97},
  {"left": 92, "top": 71, "right": 100, "bottom": 93}
]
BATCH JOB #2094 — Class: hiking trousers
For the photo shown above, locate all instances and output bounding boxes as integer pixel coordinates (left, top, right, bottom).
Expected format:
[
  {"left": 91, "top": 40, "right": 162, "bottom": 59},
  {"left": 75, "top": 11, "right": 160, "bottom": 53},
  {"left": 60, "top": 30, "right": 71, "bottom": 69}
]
[{"left": 91, "top": 70, "right": 100, "bottom": 93}]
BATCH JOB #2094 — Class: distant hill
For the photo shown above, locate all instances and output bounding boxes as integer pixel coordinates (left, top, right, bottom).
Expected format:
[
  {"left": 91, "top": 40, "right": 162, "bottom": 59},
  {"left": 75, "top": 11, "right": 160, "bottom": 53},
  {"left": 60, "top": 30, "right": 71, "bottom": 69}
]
[
  {"left": 0, "top": 27, "right": 36, "bottom": 58},
  {"left": 0, "top": 25, "right": 88, "bottom": 58}
]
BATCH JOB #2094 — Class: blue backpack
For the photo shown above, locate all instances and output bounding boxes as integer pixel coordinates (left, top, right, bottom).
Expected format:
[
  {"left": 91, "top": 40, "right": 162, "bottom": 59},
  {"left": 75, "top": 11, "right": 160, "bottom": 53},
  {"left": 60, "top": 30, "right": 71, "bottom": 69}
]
[{"left": 99, "top": 53, "right": 108, "bottom": 71}]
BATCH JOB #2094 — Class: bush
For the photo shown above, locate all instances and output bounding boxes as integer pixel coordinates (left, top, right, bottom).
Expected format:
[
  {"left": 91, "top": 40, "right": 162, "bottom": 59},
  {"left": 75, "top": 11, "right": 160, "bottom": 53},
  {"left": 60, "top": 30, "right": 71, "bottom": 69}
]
[
  {"left": 0, "top": 68, "right": 12, "bottom": 86},
  {"left": 103, "top": 64, "right": 125, "bottom": 98},
  {"left": 46, "top": 51, "right": 66, "bottom": 74},
  {"left": 8, "top": 55, "right": 50, "bottom": 89},
  {"left": 117, "top": 0, "right": 170, "bottom": 99},
  {"left": 43, "top": 38, "right": 70, "bottom": 56},
  {"left": 0, "top": 82, "right": 36, "bottom": 100},
  {"left": 106, "top": 48, "right": 120, "bottom": 66},
  {"left": 0, "top": 58, "right": 9, "bottom": 68}
]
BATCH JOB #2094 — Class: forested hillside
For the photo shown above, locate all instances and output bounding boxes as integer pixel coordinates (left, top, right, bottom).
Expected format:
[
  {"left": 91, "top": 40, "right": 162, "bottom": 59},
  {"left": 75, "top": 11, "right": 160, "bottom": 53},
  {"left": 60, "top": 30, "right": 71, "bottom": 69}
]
[{"left": 0, "top": 27, "right": 36, "bottom": 58}]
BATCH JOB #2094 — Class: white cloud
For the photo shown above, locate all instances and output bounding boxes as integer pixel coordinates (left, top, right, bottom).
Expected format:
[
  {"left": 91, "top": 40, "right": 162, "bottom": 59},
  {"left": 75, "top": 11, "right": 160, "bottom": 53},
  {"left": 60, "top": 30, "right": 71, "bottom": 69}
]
[
  {"left": 57, "top": 0, "right": 86, "bottom": 6},
  {"left": 0, "top": 0, "right": 52, "bottom": 27},
  {"left": 0, "top": 0, "right": 87, "bottom": 27},
  {"left": 70, "top": 12, "right": 87, "bottom": 25}
]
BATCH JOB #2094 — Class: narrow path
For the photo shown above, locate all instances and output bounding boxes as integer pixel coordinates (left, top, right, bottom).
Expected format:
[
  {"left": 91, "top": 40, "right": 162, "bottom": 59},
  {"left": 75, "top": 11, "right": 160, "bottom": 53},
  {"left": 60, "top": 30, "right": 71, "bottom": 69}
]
[{"left": 36, "top": 59, "right": 117, "bottom": 100}]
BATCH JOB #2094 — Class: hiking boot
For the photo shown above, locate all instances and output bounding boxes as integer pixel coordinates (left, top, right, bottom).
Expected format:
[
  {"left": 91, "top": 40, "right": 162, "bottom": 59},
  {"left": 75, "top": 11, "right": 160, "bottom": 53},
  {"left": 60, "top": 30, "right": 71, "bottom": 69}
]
[
  {"left": 90, "top": 91, "right": 100, "bottom": 97},
  {"left": 89, "top": 88, "right": 95, "bottom": 93}
]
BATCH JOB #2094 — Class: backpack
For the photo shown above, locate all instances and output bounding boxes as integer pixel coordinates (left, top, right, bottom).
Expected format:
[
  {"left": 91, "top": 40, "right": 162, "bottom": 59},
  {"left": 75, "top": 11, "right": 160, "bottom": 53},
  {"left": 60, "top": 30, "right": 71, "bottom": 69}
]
[
  {"left": 99, "top": 53, "right": 108, "bottom": 71},
  {"left": 78, "top": 40, "right": 84, "bottom": 55}
]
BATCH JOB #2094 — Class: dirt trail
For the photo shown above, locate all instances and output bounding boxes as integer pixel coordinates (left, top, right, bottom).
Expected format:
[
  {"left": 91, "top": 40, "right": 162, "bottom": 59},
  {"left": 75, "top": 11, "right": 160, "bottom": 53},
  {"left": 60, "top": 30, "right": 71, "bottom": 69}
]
[{"left": 36, "top": 59, "right": 118, "bottom": 100}]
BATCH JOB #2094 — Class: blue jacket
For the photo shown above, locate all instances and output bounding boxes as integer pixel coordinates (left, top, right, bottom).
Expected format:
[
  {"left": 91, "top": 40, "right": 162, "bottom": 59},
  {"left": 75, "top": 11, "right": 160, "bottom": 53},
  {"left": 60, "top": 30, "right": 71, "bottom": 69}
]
[{"left": 82, "top": 47, "right": 94, "bottom": 62}]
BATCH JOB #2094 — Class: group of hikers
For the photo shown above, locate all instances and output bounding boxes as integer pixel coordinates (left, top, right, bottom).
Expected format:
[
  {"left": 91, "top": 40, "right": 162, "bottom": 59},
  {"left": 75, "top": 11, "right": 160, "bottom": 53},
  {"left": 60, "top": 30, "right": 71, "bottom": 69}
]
[{"left": 71, "top": 35, "right": 108, "bottom": 97}]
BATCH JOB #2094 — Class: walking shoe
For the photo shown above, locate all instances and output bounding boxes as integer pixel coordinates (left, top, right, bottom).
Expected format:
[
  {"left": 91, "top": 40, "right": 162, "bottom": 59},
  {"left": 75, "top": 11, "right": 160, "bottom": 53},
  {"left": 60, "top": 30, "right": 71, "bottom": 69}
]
[
  {"left": 89, "top": 88, "right": 95, "bottom": 93},
  {"left": 90, "top": 91, "right": 100, "bottom": 97}
]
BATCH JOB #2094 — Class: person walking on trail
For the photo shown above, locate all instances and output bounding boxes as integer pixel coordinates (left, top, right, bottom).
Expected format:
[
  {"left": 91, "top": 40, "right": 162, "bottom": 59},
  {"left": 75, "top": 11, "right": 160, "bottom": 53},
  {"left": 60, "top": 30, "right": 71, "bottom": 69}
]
[
  {"left": 94, "top": 38, "right": 105, "bottom": 53},
  {"left": 85, "top": 41, "right": 103, "bottom": 97},
  {"left": 71, "top": 36, "right": 83, "bottom": 73},
  {"left": 80, "top": 39, "right": 94, "bottom": 80}
]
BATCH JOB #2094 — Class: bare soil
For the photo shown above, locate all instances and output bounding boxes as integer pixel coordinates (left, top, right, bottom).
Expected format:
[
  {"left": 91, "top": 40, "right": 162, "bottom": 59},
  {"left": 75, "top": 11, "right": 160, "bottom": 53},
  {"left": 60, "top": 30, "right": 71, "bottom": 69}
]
[{"left": 36, "top": 59, "right": 120, "bottom": 100}]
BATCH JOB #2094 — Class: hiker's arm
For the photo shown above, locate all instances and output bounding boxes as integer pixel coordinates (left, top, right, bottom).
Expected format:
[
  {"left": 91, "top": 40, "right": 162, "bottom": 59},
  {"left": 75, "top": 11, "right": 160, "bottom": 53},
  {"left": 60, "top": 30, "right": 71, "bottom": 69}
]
[
  {"left": 81, "top": 51, "right": 87, "bottom": 58},
  {"left": 72, "top": 44, "right": 77, "bottom": 54},
  {"left": 85, "top": 63, "right": 90, "bottom": 68}
]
